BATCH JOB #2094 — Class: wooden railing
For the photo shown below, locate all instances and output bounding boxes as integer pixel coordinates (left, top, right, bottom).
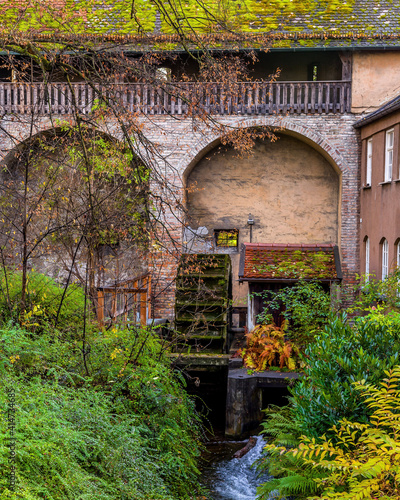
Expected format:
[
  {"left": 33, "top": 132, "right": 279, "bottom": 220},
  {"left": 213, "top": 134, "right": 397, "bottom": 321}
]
[
  {"left": 0, "top": 81, "right": 351, "bottom": 116},
  {"left": 96, "top": 273, "right": 151, "bottom": 326}
]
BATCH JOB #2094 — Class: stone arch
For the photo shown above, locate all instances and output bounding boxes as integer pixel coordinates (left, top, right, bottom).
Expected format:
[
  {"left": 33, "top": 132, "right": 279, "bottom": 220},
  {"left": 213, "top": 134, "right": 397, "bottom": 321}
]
[
  {"left": 0, "top": 118, "right": 124, "bottom": 165},
  {"left": 182, "top": 122, "right": 344, "bottom": 316},
  {"left": 0, "top": 122, "right": 147, "bottom": 289},
  {"left": 182, "top": 117, "right": 347, "bottom": 187}
]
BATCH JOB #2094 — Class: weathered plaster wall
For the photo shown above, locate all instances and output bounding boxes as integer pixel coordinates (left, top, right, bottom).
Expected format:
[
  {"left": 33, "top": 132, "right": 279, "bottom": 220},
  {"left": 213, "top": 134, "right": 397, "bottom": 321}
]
[
  {"left": 187, "top": 134, "right": 339, "bottom": 243},
  {"left": 352, "top": 52, "right": 400, "bottom": 113},
  {"left": 186, "top": 134, "right": 340, "bottom": 305}
]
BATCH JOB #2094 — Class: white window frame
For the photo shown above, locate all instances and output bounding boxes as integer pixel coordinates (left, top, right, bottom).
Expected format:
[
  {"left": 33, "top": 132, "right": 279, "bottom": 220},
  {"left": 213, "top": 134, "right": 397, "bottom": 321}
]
[
  {"left": 385, "top": 129, "right": 394, "bottom": 182},
  {"left": 366, "top": 138, "right": 372, "bottom": 186},
  {"left": 365, "top": 237, "right": 370, "bottom": 280},
  {"left": 397, "top": 241, "right": 400, "bottom": 268},
  {"left": 397, "top": 241, "right": 400, "bottom": 296},
  {"left": 382, "top": 239, "right": 389, "bottom": 280}
]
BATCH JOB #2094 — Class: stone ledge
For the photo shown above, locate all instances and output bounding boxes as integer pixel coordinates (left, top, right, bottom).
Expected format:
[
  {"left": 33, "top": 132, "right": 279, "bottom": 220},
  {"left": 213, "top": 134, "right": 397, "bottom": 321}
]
[
  {"left": 228, "top": 368, "right": 301, "bottom": 388},
  {"left": 168, "top": 353, "right": 231, "bottom": 367}
]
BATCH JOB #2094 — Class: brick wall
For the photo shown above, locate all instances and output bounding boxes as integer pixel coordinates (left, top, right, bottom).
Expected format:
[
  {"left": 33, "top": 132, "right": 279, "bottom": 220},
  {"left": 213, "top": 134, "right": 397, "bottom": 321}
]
[{"left": 0, "top": 112, "right": 361, "bottom": 319}]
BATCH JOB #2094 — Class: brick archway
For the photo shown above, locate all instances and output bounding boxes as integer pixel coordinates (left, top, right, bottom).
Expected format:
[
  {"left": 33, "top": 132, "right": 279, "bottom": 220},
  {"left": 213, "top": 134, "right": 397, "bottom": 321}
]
[
  {"left": 0, "top": 118, "right": 124, "bottom": 164},
  {"left": 179, "top": 114, "right": 359, "bottom": 294},
  {"left": 182, "top": 116, "right": 348, "bottom": 184}
]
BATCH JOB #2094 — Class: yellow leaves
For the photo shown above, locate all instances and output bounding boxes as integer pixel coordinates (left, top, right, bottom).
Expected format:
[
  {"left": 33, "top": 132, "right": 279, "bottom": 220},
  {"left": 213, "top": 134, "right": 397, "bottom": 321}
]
[
  {"left": 271, "top": 366, "right": 400, "bottom": 498},
  {"left": 9, "top": 355, "right": 20, "bottom": 364},
  {"left": 110, "top": 347, "right": 124, "bottom": 360}
]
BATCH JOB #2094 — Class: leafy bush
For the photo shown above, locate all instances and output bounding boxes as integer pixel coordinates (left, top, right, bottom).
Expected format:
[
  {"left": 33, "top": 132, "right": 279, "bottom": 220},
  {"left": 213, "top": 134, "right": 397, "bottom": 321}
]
[
  {"left": 291, "top": 311, "right": 400, "bottom": 438},
  {"left": 266, "top": 366, "right": 400, "bottom": 500},
  {"left": 0, "top": 375, "right": 188, "bottom": 499},
  {"left": 238, "top": 322, "right": 300, "bottom": 371},
  {"left": 348, "top": 269, "right": 400, "bottom": 314},
  {"left": 0, "top": 269, "right": 85, "bottom": 333},
  {"left": 0, "top": 324, "right": 204, "bottom": 499},
  {"left": 255, "top": 280, "right": 333, "bottom": 347}
]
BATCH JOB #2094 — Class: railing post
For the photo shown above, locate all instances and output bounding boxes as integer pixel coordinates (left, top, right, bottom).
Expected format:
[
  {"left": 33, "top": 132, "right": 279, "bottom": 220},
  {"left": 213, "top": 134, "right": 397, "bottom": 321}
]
[
  {"left": 318, "top": 83, "right": 323, "bottom": 113},
  {"left": 97, "top": 290, "right": 105, "bottom": 326},
  {"left": 303, "top": 82, "right": 309, "bottom": 113}
]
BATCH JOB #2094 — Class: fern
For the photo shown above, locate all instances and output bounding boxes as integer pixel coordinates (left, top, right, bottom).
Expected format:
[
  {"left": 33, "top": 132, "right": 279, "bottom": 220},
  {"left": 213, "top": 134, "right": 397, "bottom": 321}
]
[
  {"left": 257, "top": 454, "right": 324, "bottom": 499},
  {"left": 257, "top": 405, "right": 324, "bottom": 499},
  {"left": 261, "top": 404, "right": 301, "bottom": 447},
  {"left": 238, "top": 322, "right": 300, "bottom": 371}
]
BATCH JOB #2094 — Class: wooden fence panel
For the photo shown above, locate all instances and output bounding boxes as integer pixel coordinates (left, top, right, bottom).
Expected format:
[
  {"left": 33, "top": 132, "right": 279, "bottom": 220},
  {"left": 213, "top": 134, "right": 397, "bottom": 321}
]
[{"left": 0, "top": 81, "right": 351, "bottom": 116}]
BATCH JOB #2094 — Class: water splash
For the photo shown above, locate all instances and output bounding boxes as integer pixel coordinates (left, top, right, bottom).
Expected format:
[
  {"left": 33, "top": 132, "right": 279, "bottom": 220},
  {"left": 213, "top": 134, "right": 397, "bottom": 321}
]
[{"left": 208, "top": 436, "right": 271, "bottom": 500}]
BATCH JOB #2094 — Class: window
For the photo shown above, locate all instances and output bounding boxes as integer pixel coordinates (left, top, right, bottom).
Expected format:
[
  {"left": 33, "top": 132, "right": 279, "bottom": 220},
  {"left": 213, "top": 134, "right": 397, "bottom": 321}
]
[
  {"left": 308, "top": 63, "right": 319, "bottom": 81},
  {"left": 385, "top": 129, "right": 394, "bottom": 182},
  {"left": 156, "top": 67, "right": 171, "bottom": 81},
  {"left": 397, "top": 241, "right": 400, "bottom": 268},
  {"left": 365, "top": 237, "right": 370, "bottom": 279},
  {"left": 382, "top": 238, "right": 389, "bottom": 280},
  {"left": 215, "top": 229, "right": 239, "bottom": 248},
  {"left": 366, "top": 138, "right": 372, "bottom": 186}
]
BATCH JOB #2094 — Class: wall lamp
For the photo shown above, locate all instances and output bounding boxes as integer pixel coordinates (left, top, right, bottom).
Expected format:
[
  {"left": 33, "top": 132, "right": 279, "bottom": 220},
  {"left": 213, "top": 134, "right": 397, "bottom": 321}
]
[{"left": 247, "top": 213, "right": 254, "bottom": 242}]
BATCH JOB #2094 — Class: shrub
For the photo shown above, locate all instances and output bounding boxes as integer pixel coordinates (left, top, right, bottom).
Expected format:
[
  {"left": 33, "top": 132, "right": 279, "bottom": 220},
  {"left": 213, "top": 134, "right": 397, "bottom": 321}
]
[
  {"left": 0, "top": 269, "right": 85, "bottom": 333},
  {"left": 255, "top": 280, "right": 333, "bottom": 347},
  {"left": 0, "top": 323, "right": 204, "bottom": 499},
  {"left": 0, "top": 376, "right": 181, "bottom": 499},
  {"left": 290, "top": 311, "right": 400, "bottom": 438},
  {"left": 348, "top": 269, "right": 400, "bottom": 315},
  {"left": 267, "top": 366, "right": 400, "bottom": 500}
]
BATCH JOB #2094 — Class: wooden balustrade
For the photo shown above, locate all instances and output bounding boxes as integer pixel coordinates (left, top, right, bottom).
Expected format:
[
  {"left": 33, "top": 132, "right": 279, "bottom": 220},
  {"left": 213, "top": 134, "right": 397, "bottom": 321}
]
[
  {"left": 0, "top": 81, "right": 351, "bottom": 116},
  {"left": 96, "top": 273, "right": 151, "bottom": 326}
]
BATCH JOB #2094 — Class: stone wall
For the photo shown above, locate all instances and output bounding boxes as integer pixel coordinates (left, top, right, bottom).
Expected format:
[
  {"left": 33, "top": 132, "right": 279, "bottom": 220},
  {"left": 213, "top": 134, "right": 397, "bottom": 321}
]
[{"left": 0, "top": 112, "right": 361, "bottom": 320}]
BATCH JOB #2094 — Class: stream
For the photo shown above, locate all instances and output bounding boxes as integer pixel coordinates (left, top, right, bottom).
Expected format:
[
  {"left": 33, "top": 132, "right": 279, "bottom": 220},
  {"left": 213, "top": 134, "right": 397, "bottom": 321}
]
[{"left": 200, "top": 435, "right": 274, "bottom": 500}]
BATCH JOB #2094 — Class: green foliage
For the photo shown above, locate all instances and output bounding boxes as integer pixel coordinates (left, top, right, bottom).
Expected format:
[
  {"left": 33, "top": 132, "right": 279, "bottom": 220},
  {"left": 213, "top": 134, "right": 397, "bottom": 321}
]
[
  {"left": 260, "top": 404, "right": 301, "bottom": 449},
  {"left": 291, "top": 311, "right": 400, "bottom": 438},
  {"left": 348, "top": 270, "right": 400, "bottom": 315},
  {"left": 0, "top": 323, "right": 204, "bottom": 499},
  {"left": 0, "top": 269, "right": 85, "bottom": 333},
  {"left": 255, "top": 280, "right": 333, "bottom": 346},
  {"left": 281, "top": 366, "right": 400, "bottom": 499}
]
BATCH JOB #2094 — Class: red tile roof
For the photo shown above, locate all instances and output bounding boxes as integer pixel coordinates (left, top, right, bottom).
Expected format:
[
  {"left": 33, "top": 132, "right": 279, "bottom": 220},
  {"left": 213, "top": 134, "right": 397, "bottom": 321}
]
[{"left": 239, "top": 243, "right": 341, "bottom": 282}]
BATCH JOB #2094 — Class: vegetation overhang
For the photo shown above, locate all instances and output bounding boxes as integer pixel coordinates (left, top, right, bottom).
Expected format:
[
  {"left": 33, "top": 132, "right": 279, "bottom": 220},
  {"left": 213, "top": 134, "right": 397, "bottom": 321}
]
[{"left": 3, "top": 30, "right": 400, "bottom": 53}]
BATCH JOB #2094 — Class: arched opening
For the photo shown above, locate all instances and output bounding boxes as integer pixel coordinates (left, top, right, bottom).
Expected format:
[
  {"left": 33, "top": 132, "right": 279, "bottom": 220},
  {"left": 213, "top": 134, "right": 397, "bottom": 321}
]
[
  {"left": 183, "top": 133, "right": 341, "bottom": 329},
  {"left": 0, "top": 127, "right": 150, "bottom": 325},
  {"left": 395, "top": 238, "right": 400, "bottom": 269}
]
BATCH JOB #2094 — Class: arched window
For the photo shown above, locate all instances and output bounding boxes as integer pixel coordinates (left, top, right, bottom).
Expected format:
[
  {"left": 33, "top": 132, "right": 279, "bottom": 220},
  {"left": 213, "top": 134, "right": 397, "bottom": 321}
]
[
  {"left": 366, "top": 139, "right": 372, "bottom": 186},
  {"left": 382, "top": 238, "right": 389, "bottom": 280},
  {"left": 364, "top": 236, "right": 370, "bottom": 280},
  {"left": 385, "top": 129, "right": 394, "bottom": 182}
]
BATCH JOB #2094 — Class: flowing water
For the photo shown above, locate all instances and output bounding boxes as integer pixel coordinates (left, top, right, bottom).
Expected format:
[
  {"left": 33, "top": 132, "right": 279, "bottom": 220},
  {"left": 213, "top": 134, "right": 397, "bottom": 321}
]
[{"left": 200, "top": 435, "right": 273, "bottom": 500}]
